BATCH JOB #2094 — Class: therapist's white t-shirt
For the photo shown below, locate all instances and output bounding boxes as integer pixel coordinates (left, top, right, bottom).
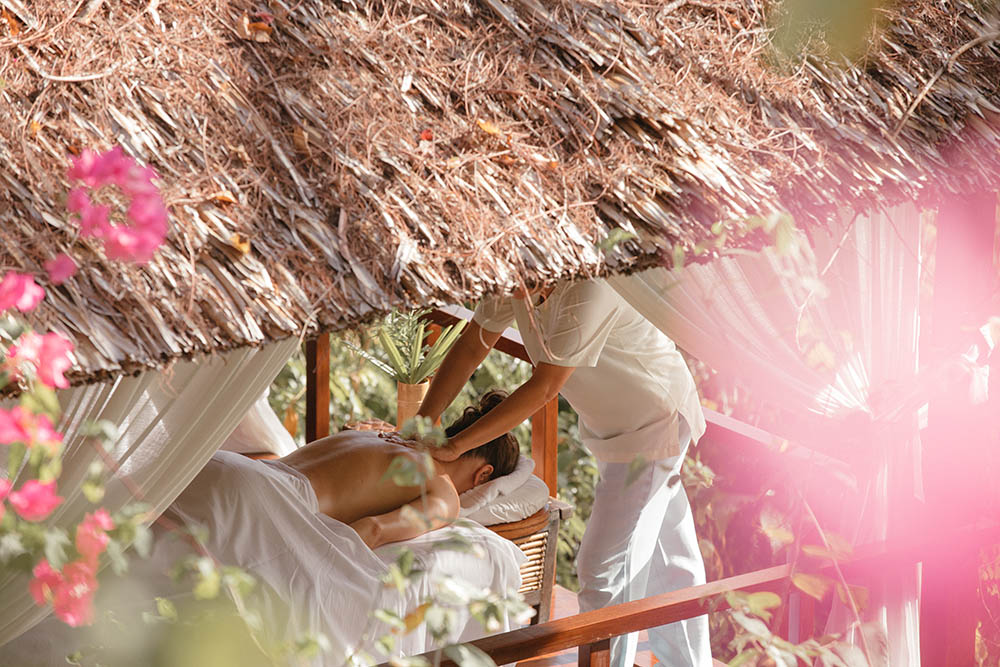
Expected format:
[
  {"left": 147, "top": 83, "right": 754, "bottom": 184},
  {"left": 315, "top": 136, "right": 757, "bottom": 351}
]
[{"left": 473, "top": 279, "right": 706, "bottom": 463}]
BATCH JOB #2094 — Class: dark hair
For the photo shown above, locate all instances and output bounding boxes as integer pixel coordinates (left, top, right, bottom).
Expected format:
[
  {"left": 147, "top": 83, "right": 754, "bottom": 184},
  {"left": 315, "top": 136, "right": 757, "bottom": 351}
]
[{"left": 445, "top": 390, "right": 520, "bottom": 481}]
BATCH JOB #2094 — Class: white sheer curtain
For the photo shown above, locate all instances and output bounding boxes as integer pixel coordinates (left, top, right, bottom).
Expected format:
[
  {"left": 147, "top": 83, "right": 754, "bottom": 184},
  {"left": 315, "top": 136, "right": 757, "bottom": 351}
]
[
  {"left": 610, "top": 205, "right": 923, "bottom": 666},
  {"left": 0, "top": 337, "right": 298, "bottom": 646}
]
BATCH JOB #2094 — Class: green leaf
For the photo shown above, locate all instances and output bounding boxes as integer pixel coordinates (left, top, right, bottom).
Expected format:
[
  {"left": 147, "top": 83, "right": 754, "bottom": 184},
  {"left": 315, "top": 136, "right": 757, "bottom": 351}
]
[
  {"left": 222, "top": 565, "right": 257, "bottom": 597},
  {"left": 596, "top": 227, "right": 637, "bottom": 253},
  {"left": 397, "top": 548, "right": 415, "bottom": 577},
  {"left": 81, "top": 480, "right": 105, "bottom": 504},
  {"left": 759, "top": 510, "right": 795, "bottom": 549},
  {"left": 132, "top": 523, "right": 153, "bottom": 558},
  {"left": 425, "top": 605, "right": 457, "bottom": 641},
  {"left": 20, "top": 385, "right": 60, "bottom": 420},
  {"left": 730, "top": 610, "right": 771, "bottom": 638},
  {"left": 791, "top": 573, "right": 834, "bottom": 602},
  {"left": 7, "top": 441, "right": 26, "bottom": 479},
  {"left": 193, "top": 558, "right": 220, "bottom": 599},
  {"left": 382, "top": 563, "right": 408, "bottom": 594},
  {"left": 79, "top": 419, "right": 120, "bottom": 446},
  {"left": 37, "top": 457, "right": 62, "bottom": 483},
  {"left": 624, "top": 455, "right": 649, "bottom": 488},
  {"left": 408, "top": 321, "right": 425, "bottom": 384},
  {"left": 0, "top": 533, "right": 26, "bottom": 563},
  {"left": 746, "top": 591, "right": 782, "bottom": 621},
  {"left": 773, "top": 213, "right": 797, "bottom": 256},
  {"left": 443, "top": 643, "right": 496, "bottom": 667},
  {"left": 155, "top": 597, "right": 178, "bottom": 622},
  {"left": 728, "top": 650, "right": 758, "bottom": 667},
  {"left": 379, "top": 328, "right": 409, "bottom": 380},
  {"left": 381, "top": 455, "right": 428, "bottom": 488},
  {"left": 376, "top": 634, "right": 396, "bottom": 655},
  {"left": 432, "top": 535, "right": 484, "bottom": 557},
  {"left": 293, "top": 634, "right": 332, "bottom": 660},
  {"left": 106, "top": 538, "right": 129, "bottom": 575},
  {"left": 388, "top": 657, "right": 431, "bottom": 667},
  {"left": 43, "top": 529, "right": 71, "bottom": 570},
  {"left": 374, "top": 608, "right": 406, "bottom": 632},
  {"left": 835, "top": 583, "right": 869, "bottom": 613}
]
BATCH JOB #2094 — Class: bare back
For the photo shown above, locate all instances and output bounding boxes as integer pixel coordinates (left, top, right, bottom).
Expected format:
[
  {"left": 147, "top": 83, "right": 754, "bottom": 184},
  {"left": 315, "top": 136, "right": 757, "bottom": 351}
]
[{"left": 279, "top": 430, "right": 432, "bottom": 524}]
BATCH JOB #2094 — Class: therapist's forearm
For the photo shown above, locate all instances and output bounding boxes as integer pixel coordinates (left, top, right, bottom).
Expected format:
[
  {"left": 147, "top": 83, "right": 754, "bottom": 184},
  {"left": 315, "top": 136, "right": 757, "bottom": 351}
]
[
  {"left": 448, "top": 368, "right": 567, "bottom": 455},
  {"left": 418, "top": 323, "right": 498, "bottom": 421}
]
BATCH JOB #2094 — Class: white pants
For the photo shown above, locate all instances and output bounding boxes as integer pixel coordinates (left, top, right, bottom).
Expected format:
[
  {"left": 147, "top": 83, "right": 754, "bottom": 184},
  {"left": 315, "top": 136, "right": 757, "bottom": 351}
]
[{"left": 576, "top": 423, "right": 711, "bottom": 666}]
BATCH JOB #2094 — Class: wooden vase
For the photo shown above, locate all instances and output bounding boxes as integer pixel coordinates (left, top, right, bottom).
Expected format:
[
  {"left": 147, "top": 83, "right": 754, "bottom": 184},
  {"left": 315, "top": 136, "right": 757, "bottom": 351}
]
[{"left": 396, "top": 380, "right": 429, "bottom": 427}]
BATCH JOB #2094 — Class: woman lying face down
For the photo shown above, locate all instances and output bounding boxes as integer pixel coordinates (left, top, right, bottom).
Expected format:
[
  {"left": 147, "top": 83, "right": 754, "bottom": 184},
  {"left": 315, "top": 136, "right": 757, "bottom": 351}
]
[{"left": 279, "top": 390, "right": 520, "bottom": 549}]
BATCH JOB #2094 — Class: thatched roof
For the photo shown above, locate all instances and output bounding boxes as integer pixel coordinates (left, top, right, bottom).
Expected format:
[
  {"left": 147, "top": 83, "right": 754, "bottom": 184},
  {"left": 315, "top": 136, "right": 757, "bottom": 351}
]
[{"left": 1, "top": 0, "right": 999, "bottom": 383}]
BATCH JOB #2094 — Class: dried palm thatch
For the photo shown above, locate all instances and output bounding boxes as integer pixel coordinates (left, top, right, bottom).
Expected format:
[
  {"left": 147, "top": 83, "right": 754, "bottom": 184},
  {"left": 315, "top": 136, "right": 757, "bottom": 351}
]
[{"left": 0, "top": 0, "right": 998, "bottom": 384}]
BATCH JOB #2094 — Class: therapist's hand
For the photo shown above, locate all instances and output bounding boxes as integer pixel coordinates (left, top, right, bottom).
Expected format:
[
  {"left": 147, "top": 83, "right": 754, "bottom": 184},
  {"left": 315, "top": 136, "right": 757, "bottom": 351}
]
[{"left": 430, "top": 438, "right": 462, "bottom": 462}]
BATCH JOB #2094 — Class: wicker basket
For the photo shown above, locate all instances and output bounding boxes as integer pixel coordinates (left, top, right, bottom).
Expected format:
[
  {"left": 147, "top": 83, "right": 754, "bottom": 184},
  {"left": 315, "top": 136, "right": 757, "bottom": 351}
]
[{"left": 488, "top": 500, "right": 572, "bottom": 624}]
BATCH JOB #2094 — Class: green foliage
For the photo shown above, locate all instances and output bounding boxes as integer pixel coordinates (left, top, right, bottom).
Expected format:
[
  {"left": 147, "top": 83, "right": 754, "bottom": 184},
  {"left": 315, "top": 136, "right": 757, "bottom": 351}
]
[{"left": 348, "top": 309, "right": 467, "bottom": 384}]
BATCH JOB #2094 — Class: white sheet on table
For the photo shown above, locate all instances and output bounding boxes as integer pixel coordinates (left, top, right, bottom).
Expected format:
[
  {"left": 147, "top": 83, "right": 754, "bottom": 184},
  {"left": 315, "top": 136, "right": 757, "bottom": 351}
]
[{"left": 0, "top": 451, "right": 524, "bottom": 665}]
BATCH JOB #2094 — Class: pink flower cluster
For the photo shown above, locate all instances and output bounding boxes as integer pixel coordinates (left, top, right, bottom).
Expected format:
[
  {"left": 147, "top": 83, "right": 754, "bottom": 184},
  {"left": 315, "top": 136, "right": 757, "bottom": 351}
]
[
  {"left": 30, "top": 559, "right": 98, "bottom": 627},
  {"left": 27, "top": 510, "right": 113, "bottom": 627},
  {"left": 0, "top": 478, "right": 62, "bottom": 523},
  {"left": 5, "top": 331, "right": 75, "bottom": 389},
  {"left": 0, "top": 406, "right": 63, "bottom": 454},
  {"left": 66, "top": 147, "right": 168, "bottom": 264},
  {"left": 0, "top": 273, "right": 44, "bottom": 312}
]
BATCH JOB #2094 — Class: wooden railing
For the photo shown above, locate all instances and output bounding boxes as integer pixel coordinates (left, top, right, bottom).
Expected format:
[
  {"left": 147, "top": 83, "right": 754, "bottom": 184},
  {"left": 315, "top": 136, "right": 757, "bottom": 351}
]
[{"left": 380, "top": 520, "right": 1000, "bottom": 667}]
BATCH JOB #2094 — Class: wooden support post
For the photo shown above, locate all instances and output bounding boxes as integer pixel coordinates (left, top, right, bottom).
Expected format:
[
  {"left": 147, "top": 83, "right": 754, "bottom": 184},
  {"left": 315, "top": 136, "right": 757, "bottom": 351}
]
[
  {"left": 921, "top": 192, "right": 997, "bottom": 666},
  {"left": 579, "top": 638, "right": 611, "bottom": 667},
  {"left": 531, "top": 396, "right": 559, "bottom": 496},
  {"left": 305, "top": 335, "right": 330, "bottom": 442}
]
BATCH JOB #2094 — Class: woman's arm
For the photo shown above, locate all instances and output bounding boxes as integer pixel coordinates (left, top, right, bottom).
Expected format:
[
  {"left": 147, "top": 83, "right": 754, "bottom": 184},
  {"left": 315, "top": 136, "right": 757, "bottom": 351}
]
[
  {"left": 418, "top": 321, "right": 502, "bottom": 422},
  {"left": 437, "top": 362, "right": 575, "bottom": 460},
  {"left": 349, "top": 474, "right": 460, "bottom": 549}
]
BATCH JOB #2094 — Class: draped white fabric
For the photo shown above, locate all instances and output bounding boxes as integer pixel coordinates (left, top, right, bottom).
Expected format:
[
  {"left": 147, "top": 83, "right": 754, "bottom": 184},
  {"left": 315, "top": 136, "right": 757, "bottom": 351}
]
[
  {"left": 609, "top": 206, "right": 923, "bottom": 665},
  {"left": 0, "top": 338, "right": 298, "bottom": 647}
]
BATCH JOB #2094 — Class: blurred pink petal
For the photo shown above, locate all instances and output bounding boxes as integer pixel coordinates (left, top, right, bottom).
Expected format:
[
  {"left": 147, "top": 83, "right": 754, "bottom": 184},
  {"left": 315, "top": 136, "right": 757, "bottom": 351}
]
[
  {"left": 35, "top": 332, "right": 74, "bottom": 389},
  {"left": 9, "top": 479, "right": 63, "bottom": 521},
  {"left": 0, "top": 407, "right": 32, "bottom": 444},
  {"left": 53, "top": 560, "right": 97, "bottom": 627},
  {"left": 75, "top": 509, "right": 114, "bottom": 564},
  {"left": 0, "top": 273, "right": 45, "bottom": 312},
  {"left": 44, "top": 254, "right": 77, "bottom": 285},
  {"left": 29, "top": 559, "right": 63, "bottom": 606}
]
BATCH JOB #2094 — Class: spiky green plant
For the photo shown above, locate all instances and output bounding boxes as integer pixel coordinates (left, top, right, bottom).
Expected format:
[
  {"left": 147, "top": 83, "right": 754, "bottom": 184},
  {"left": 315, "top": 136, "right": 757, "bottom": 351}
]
[{"left": 348, "top": 309, "right": 466, "bottom": 385}]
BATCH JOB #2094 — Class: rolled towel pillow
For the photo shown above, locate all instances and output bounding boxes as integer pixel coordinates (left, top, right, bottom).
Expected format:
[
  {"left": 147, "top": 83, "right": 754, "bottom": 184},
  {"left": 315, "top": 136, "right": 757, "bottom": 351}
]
[{"left": 459, "top": 456, "right": 549, "bottom": 526}]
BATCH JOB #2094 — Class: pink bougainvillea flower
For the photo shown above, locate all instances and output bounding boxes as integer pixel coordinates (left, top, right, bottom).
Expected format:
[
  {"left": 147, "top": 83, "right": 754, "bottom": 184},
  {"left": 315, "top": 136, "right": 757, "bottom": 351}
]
[
  {"left": 0, "top": 407, "right": 61, "bottom": 454},
  {"left": 0, "top": 407, "right": 31, "bottom": 445},
  {"left": 9, "top": 479, "right": 63, "bottom": 521},
  {"left": 75, "top": 509, "right": 114, "bottom": 564},
  {"left": 35, "top": 332, "right": 74, "bottom": 389},
  {"left": 52, "top": 559, "right": 97, "bottom": 627},
  {"left": 44, "top": 254, "right": 77, "bottom": 284},
  {"left": 0, "top": 272, "right": 45, "bottom": 312},
  {"left": 66, "top": 147, "right": 168, "bottom": 264},
  {"left": 5, "top": 331, "right": 42, "bottom": 381},
  {"left": 30, "top": 413, "right": 64, "bottom": 455},
  {"left": 29, "top": 559, "right": 64, "bottom": 606},
  {"left": 6, "top": 332, "right": 74, "bottom": 389}
]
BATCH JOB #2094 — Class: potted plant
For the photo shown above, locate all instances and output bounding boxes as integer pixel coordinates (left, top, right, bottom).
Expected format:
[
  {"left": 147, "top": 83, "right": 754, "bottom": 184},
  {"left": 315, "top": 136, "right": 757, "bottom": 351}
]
[{"left": 349, "top": 309, "right": 466, "bottom": 426}]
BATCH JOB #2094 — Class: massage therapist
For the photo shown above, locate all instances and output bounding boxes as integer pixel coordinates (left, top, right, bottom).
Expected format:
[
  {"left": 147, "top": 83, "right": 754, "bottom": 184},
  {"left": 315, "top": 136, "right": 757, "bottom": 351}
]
[{"left": 418, "top": 277, "right": 711, "bottom": 667}]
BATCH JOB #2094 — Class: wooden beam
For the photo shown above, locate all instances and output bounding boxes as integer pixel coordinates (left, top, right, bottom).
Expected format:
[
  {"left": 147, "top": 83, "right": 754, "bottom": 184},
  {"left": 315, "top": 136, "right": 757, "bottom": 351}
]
[
  {"left": 305, "top": 335, "right": 330, "bottom": 442},
  {"left": 531, "top": 397, "right": 559, "bottom": 495},
  {"left": 427, "top": 305, "right": 531, "bottom": 363}
]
